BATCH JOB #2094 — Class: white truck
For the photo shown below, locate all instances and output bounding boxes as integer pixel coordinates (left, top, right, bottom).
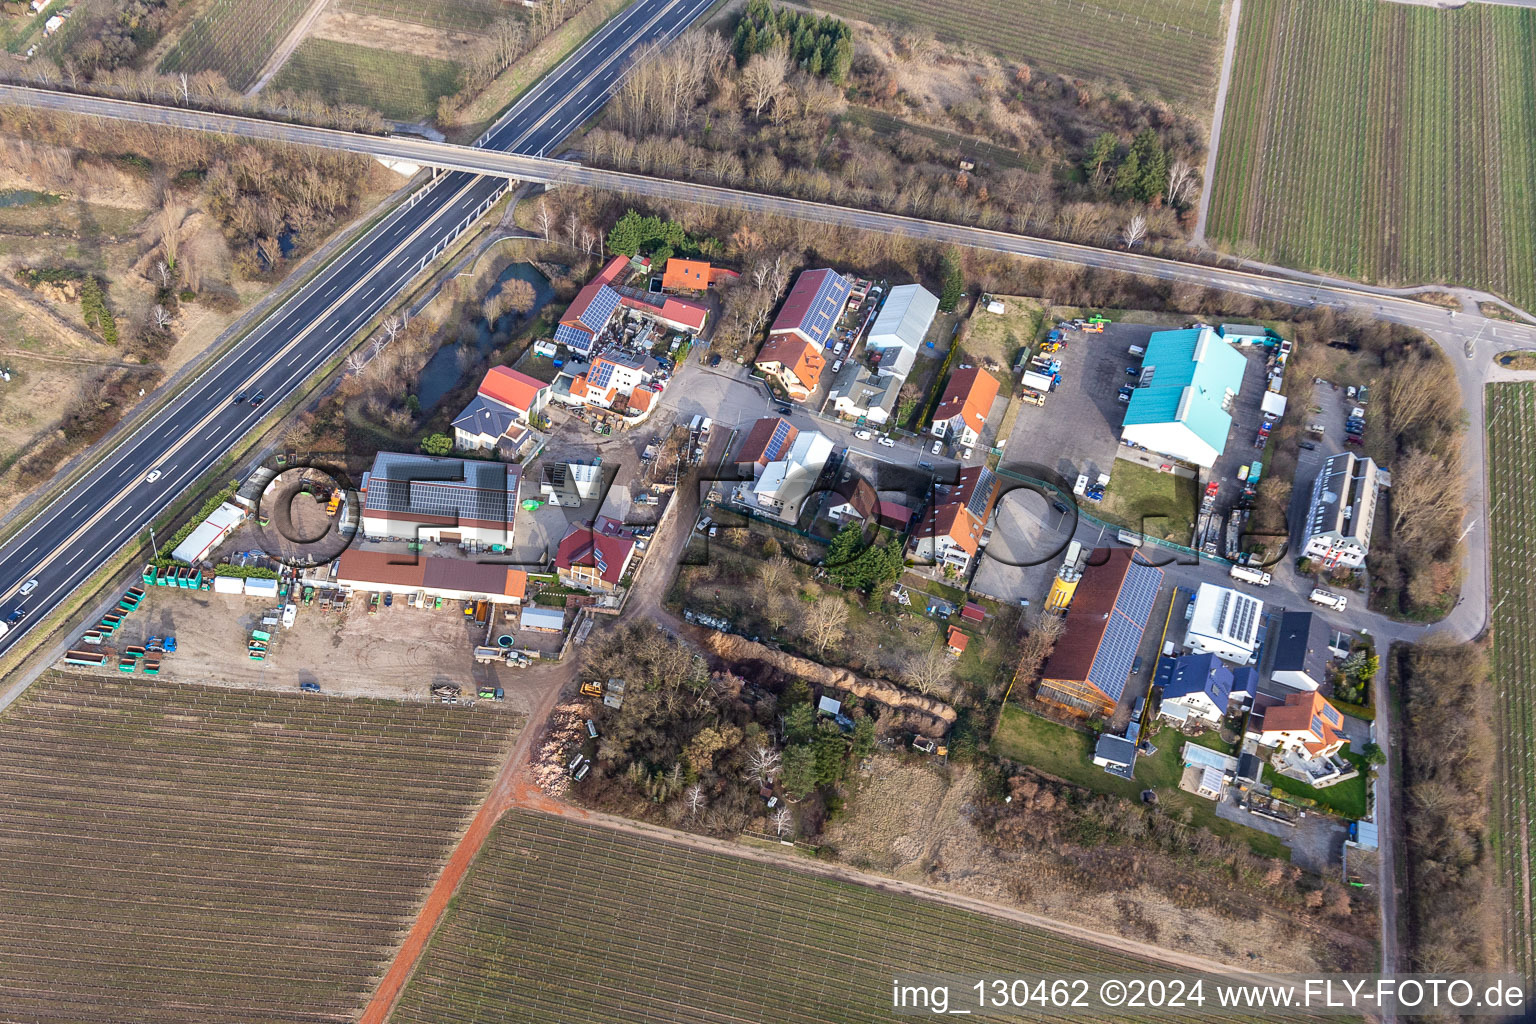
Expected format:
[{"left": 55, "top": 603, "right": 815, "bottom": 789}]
[
  {"left": 1073, "top": 474, "right": 1089, "bottom": 496},
  {"left": 1229, "top": 564, "right": 1272, "bottom": 586},
  {"left": 1309, "top": 588, "right": 1348, "bottom": 611},
  {"left": 1021, "top": 369, "right": 1056, "bottom": 393}
]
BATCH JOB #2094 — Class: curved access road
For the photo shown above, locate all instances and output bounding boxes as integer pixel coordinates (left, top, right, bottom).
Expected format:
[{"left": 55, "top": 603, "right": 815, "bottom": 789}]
[{"left": 0, "top": 0, "right": 716, "bottom": 660}]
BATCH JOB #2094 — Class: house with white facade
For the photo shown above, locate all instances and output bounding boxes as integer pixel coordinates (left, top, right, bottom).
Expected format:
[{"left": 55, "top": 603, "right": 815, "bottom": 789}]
[
  {"left": 730, "top": 416, "right": 835, "bottom": 524},
  {"left": 1302, "top": 452, "right": 1383, "bottom": 569},
  {"left": 1183, "top": 582, "right": 1263, "bottom": 665}
]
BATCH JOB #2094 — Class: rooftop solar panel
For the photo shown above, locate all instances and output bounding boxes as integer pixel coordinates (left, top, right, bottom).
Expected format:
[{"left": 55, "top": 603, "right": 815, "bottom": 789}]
[
  {"left": 554, "top": 322, "right": 595, "bottom": 353},
  {"left": 766, "top": 418, "right": 794, "bottom": 461},
  {"left": 965, "top": 467, "right": 996, "bottom": 519},
  {"left": 587, "top": 358, "right": 616, "bottom": 390},
  {"left": 578, "top": 285, "right": 621, "bottom": 333},
  {"left": 364, "top": 453, "right": 517, "bottom": 526}
]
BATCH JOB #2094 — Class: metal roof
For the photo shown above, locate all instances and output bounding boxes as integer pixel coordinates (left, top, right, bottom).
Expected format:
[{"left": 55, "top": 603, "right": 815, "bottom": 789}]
[
  {"left": 363, "top": 452, "right": 519, "bottom": 527},
  {"left": 867, "top": 283, "right": 937, "bottom": 354},
  {"left": 1122, "top": 327, "right": 1246, "bottom": 456}
]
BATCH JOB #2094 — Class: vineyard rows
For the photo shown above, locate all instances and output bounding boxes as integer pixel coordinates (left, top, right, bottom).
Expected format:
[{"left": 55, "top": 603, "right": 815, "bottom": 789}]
[
  {"left": 389, "top": 810, "right": 1344, "bottom": 1023},
  {"left": 1487, "top": 383, "right": 1536, "bottom": 978},
  {"left": 159, "top": 0, "right": 313, "bottom": 91},
  {"left": 0, "top": 676, "right": 519, "bottom": 1024},
  {"left": 337, "top": 0, "right": 516, "bottom": 32},
  {"left": 271, "top": 39, "right": 464, "bottom": 123},
  {"left": 1208, "top": 0, "right": 1536, "bottom": 311},
  {"left": 811, "top": 0, "right": 1224, "bottom": 107}
]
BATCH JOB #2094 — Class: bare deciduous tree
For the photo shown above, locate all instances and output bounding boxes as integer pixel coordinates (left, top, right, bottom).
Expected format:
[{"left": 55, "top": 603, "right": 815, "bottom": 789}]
[
  {"left": 757, "top": 554, "right": 795, "bottom": 595},
  {"left": 905, "top": 643, "right": 954, "bottom": 696},
  {"left": 747, "top": 745, "right": 782, "bottom": 785},
  {"left": 535, "top": 200, "right": 555, "bottom": 241},
  {"left": 740, "top": 46, "right": 790, "bottom": 119},
  {"left": 772, "top": 806, "right": 792, "bottom": 837},
  {"left": 1122, "top": 214, "right": 1147, "bottom": 249},
  {"left": 1166, "top": 158, "right": 1198, "bottom": 207},
  {"left": 803, "top": 597, "right": 849, "bottom": 653},
  {"left": 685, "top": 782, "right": 706, "bottom": 817},
  {"left": 151, "top": 304, "right": 173, "bottom": 331}
]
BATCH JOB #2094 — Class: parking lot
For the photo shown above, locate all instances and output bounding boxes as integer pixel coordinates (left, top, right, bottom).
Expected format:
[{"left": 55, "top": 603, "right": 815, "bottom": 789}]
[
  {"left": 1001, "top": 321, "right": 1150, "bottom": 488},
  {"left": 972, "top": 485, "right": 1075, "bottom": 605},
  {"left": 1200, "top": 344, "right": 1281, "bottom": 509},
  {"left": 1286, "top": 376, "right": 1359, "bottom": 554}
]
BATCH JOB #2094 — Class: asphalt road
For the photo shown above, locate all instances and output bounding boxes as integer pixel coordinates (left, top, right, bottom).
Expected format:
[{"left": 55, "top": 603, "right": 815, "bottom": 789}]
[{"left": 0, "top": 0, "right": 715, "bottom": 656}]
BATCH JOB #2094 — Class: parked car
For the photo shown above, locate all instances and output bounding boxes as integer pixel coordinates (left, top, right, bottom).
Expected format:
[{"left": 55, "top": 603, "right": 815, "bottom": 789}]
[
  {"left": 1051, "top": 500, "right": 1071, "bottom": 516},
  {"left": 1125, "top": 366, "right": 1140, "bottom": 376},
  {"left": 18, "top": 579, "right": 37, "bottom": 596},
  {"left": 1345, "top": 436, "right": 1363, "bottom": 446},
  {"left": 299, "top": 681, "right": 321, "bottom": 693},
  {"left": 1118, "top": 385, "right": 1135, "bottom": 397},
  {"left": 383, "top": 593, "right": 393, "bottom": 607},
  {"left": 960, "top": 446, "right": 973, "bottom": 461},
  {"left": 1299, "top": 441, "right": 1317, "bottom": 450},
  {"left": 877, "top": 436, "right": 895, "bottom": 448},
  {"left": 854, "top": 429, "right": 872, "bottom": 440},
  {"left": 930, "top": 440, "right": 942, "bottom": 455},
  {"left": 776, "top": 404, "right": 793, "bottom": 416},
  {"left": 1117, "top": 392, "right": 1131, "bottom": 404}
]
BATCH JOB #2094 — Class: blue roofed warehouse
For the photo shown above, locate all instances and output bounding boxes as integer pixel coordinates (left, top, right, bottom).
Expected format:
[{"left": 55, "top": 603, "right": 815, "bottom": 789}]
[{"left": 1121, "top": 327, "right": 1247, "bottom": 467}]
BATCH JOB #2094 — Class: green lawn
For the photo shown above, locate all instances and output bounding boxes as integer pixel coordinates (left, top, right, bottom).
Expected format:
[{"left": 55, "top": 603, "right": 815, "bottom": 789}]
[
  {"left": 270, "top": 38, "right": 462, "bottom": 122},
  {"left": 1095, "top": 460, "right": 1198, "bottom": 543},
  {"left": 992, "top": 704, "right": 1288, "bottom": 859},
  {"left": 1264, "top": 752, "right": 1370, "bottom": 820}
]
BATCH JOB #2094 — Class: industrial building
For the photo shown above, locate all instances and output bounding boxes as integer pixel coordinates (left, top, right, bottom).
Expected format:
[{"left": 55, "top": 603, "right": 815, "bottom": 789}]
[
  {"left": 864, "top": 283, "right": 938, "bottom": 377},
  {"left": 1037, "top": 549, "right": 1164, "bottom": 718},
  {"left": 329, "top": 549, "right": 527, "bottom": 605},
  {"left": 1182, "top": 582, "right": 1263, "bottom": 665},
  {"left": 731, "top": 417, "right": 835, "bottom": 524},
  {"left": 1302, "top": 452, "right": 1383, "bottom": 569},
  {"left": 540, "top": 462, "right": 605, "bottom": 507},
  {"left": 360, "top": 452, "right": 520, "bottom": 547},
  {"left": 1120, "top": 327, "right": 1247, "bottom": 467}
]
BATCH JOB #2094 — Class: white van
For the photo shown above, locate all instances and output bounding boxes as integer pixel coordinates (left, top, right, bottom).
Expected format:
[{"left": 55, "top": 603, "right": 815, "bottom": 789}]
[{"left": 1128, "top": 345, "right": 1145, "bottom": 357}]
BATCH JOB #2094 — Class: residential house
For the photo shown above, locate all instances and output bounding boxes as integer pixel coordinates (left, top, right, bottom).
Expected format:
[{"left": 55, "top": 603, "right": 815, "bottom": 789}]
[
  {"left": 563, "top": 349, "right": 659, "bottom": 415},
  {"left": 1303, "top": 452, "right": 1383, "bottom": 569},
  {"left": 769, "top": 268, "right": 852, "bottom": 351},
  {"left": 908, "top": 466, "right": 999, "bottom": 573},
  {"left": 755, "top": 334, "right": 827, "bottom": 402},
  {"left": 1037, "top": 548, "right": 1164, "bottom": 718},
  {"left": 1254, "top": 689, "right": 1347, "bottom": 758},
  {"left": 359, "top": 452, "right": 519, "bottom": 547},
  {"left": 661, "top": 259, "right": 738, "bottom": 291},
  {"left": 554, "top": 516, "right": 637, "bottom": 592},
  {"left": 946, "top": 626, "right": 969, "bottom": 655},
  {"left": 864, "top": 283, "right": 938, "bottom": 378},
  {"left": 829, "top": 363, "right": 902, "bottom": 424},
  {"left": 1120, "top": 327, "right": 1248, "bottom": 468},
  {"left": 1269, "top": 610, "right": 1330, "bottom": 690},
  {"left": 930, "top": 367, "right": 1000, "bottom": 447},
  {"left": 1183, "top": 582, "right": 1263, "bottom": 665},
  {"left": 1155, "top": 652, "right": 1256, "bottom": 727},
  {"left": 827, "top": 476, "right": 878, "bottom": 524},
  {"left": 1092, "top": 733, "right": 1137, "bottom": 779},
  {"left": 452, "top": 366, "right": 550, "bottom": 451}
]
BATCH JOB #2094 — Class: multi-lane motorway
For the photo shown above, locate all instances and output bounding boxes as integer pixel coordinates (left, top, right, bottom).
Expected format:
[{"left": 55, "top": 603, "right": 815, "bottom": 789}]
[{"left": 0, "top": 0, "right": 714, "bottom": 657}]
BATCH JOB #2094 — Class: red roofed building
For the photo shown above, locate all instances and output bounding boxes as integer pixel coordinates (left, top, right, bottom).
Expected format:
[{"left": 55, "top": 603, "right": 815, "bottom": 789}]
[
  {"left": 1255, "top": 690, "right": 1347, "bottom": 758},
  {"left": 553, "top": 255, "right": 630, "bottom": 355},
  {"left": 755, "top": 334, "right": 826, "bottom": 402},
  {"left": 333, "top": 549, "right": 527, "bottom": 605},
  {"left": 734, "top": 416, "right": 799, "bottom": 472},
  {"left": 946, "top": 626, "right": 969, "bottom": 654},
  {"left": 453, "top": 366, "right": 551, "bottom": 451},
  {"left": 908, "top": 466, "right": 999, "bottom": 574},
  {"left": 770, "top": 268, "right": 852, "bottom": 350},
  {"left": 930, "top": 367, "right": 1000, "bottom": 447},
  {"left": 1037, "top": 549, "right": 1164, "bottom": 718},
  {"left": 555, "top": 516, "right": 638, "bottom": 592},
  {"left": 662, "top": 258, "right": 739, "bottom": 292}
]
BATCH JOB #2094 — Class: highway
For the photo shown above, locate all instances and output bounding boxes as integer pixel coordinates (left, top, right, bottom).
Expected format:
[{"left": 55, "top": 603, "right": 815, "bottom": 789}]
[{"left": 0, "top": 0, "right": 715, "bottom": 657}]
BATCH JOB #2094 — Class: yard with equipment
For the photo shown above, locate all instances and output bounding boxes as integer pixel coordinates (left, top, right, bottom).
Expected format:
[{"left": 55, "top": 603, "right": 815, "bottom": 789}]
[
  {"left": 0, "top": 675, "right": 519, "bottom": 1024},
  {"left": 388, "top": 808, "right": 1344, "bottom": 1022},
  {"left": 1208, "top": 0, "right": 1536, "bottom": 310}
]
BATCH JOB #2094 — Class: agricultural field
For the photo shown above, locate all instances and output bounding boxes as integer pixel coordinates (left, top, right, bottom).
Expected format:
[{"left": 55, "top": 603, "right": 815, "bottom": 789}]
[
  {"left": 270, "top": 38, "right": 463, "bottom": 122},
  {"left": 159, "top": 0, "right": 313, "bottom": 91},
  {"left": 0, "top": 675, "right": 519, "bottom": 1024},
  {"left": 811, "top": 0, "right": 1226, "bottom": 107},
  {"left": 1487, "top": 382, "right": 1536, "bottom": 977},
  {"left": 390, "top": 809, "right": 1338, "bottom": 1023},
  {"left": 337, "top": 0, "right": 515, "bottom": 31},
  {"left": 1208, "top": 0, "right": 1536, "bottom": 310}
]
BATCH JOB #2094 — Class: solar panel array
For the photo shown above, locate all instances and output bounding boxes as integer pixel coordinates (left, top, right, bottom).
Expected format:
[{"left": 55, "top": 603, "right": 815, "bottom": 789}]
[
  {"left": 554, "top": 322, "right": 595, "bottom": 353},
  {"left": 364, "top": 454, "right": 516, "bottom": 526},
  {"left": 803, "top": 272, "right": 852, "bottom": 348},
  {"left": 577, "top": 285, "right": 621, "bottom": 333},
  {"left": 1088, "top": 560, "right": 1163, "bottom": 702},
  {"left": 964, "top": 467, "right": 997, "bottom": 520},
  {"left": 586, "top": 358, "right": 616, "bottom": 390},
  {"left": 1224, "top": 591, "right": 1260, "bottom": 643},
  {"left": 765, "top": 418, "right": 795, "bottom": 462}
]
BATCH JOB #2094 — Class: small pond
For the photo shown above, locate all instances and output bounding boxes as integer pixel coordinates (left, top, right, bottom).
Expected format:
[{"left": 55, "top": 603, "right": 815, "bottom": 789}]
[{"left": 415, "top": 262, "right": 554, "bottom": 412}]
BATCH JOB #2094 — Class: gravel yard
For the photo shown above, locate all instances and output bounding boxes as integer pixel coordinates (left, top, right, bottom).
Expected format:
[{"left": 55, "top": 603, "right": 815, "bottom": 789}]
[{"left": 76, "top": 585, "right": 561, "bottom": 712}]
